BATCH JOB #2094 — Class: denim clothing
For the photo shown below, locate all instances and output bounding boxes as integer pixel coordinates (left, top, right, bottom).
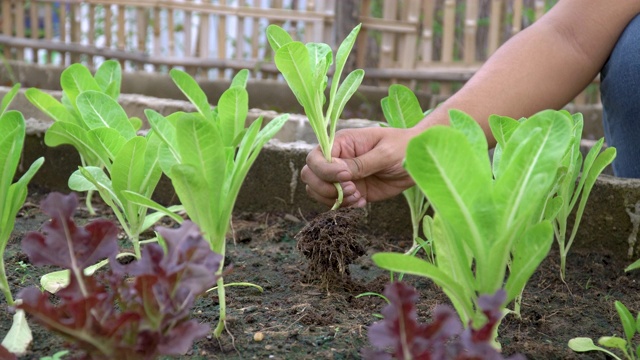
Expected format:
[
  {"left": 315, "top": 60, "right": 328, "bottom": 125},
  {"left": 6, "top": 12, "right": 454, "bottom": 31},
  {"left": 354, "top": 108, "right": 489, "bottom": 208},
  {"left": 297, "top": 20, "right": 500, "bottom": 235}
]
[{"left": 601, "top": 14, "right": 640, "bottom": 178}]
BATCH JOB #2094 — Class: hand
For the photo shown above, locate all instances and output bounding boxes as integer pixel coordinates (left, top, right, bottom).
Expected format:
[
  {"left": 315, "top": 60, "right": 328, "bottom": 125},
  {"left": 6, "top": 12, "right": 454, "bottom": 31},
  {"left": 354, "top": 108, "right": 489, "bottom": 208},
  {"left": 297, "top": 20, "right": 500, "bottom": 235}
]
[{"left": 300, "top": 126, "right": 420, "bottom": 208}]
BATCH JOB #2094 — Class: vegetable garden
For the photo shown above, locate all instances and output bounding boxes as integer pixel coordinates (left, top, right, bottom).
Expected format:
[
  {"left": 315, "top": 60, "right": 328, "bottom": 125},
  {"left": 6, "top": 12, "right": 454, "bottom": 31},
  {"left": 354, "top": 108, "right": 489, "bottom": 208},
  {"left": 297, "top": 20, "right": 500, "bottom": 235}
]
[{"left": 0, "top": 25, "right": 639, "bottom": 360}]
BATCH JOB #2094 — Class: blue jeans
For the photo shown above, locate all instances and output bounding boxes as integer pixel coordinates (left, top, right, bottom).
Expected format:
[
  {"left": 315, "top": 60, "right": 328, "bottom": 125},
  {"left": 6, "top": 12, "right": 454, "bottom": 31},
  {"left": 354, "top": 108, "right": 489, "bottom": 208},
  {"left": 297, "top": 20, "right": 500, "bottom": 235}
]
[{"left": 601, "top": 14, "right": 640, "bottom": 178}]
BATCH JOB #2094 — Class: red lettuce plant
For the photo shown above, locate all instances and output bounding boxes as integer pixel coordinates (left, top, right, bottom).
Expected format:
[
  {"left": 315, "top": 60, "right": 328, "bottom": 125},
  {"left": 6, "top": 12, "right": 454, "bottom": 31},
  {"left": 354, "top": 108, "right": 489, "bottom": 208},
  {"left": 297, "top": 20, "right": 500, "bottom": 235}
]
[
  {"left": 16, "top": 192, "right": 222, "bottom": 359},
  {"left": 362, "top": 282, "right": 525, "bottom": 360}
]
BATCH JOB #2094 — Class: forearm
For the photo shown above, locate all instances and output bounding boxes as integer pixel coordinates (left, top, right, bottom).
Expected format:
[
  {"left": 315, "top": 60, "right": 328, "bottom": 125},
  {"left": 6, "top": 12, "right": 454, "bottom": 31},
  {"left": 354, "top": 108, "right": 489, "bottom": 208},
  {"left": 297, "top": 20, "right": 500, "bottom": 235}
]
[{"left": 416, "top": 0, "right": 640, "bottom": 146}]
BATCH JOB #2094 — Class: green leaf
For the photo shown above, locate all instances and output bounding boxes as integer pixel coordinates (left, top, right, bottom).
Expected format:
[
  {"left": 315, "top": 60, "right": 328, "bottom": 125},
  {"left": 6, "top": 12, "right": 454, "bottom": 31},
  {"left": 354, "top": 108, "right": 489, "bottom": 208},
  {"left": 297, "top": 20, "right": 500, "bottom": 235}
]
[
  {"left": 0, "top": 309, "right": 32, "bottom": 356},
  {"left": 543, "top": 196, "right": 563, "bottom": 221},
  {"left": 0, "top": 111, "right": 25, "bottom": 213},
  {"left": 329, "top": 69, "right": 364, "bottom": 123},
  {"left": 266, "top": 25, "right": 294, "bottom": 52},
  {"left": 129, "top": 117, "right": 143, "bottom": 131},
  {"left": 382, "top": 84, "right": 424, "bottom": 129},
  {"left": 504, "top": 221, "right": 554, "bottom": 302},
  {"left": 25, "top": 88, "right": 80, "bottom": 126},
  {"left": 494, "top": 110, "right": 572, "bottom": 231},
  {"left": 68, "top": 167, "right": 114, "bottom": 199},
  {"left": 76, "top": 91, "right": 136, "bottom": 138},
  {"left": 448, "top": 109, "right": 489, "bottom": 161},
  {"left": 405, "top": 126, "right": 492, "bottom": 260},
  {"left": 218, "top": 87, "right": 248, "bottom": 146},
  {"left": 94, "top": 60, "right": 122, "bottom": 99},
  {"left": 329, "top": 24, "right": 361, "bottom": 111},
  {"left": 598, "top": 336, "right": 628, "bottom": 352},
  {"left": 372, "top": 252, "right": 474, "bottom": 320},
  {"left": 44, "top": 121, "right": 101, "bottom": 166},
  {"left": 5, "top": 157, "right": 44, "bottom": 225},
  {"left": 88, "top": 127, "right": 127, "bottom": 167},
  {"left": 625, "top": 258, "right": 640, "bottom": 272},
  {"left": 176, "top": 115, "right": 225, "bottom": 194},
  {"left": 170, "top": 164, "right": 214, "bottom": 238},
  {"left": 568, "top": 337, "right": 622, "bottom": 360},
  {"left": 60, "top": 63, "right": 101, "bottom": 106},
  {"left": 615, "top": 301, "right": 637, "bottom": 345},
  {"left": 489, "top": 115, "right": 520, "bottom": 147},
  {"left": 170, "top": 69, "right": 212, "bottom": 120},
  {"left": 306, "top": 42, "right": 332, "bottom": 95},
  {"left": 0, "top": 83, "right": 20, "bottom": 116},
  {"left": 274, "top": 42, "right": 316, "bottom": 115},
  {"left": 112, "top": 137, "right": 146, "bottom": 204},
  {"left": 122, "top": 190, "right": 184, "bottom": 225},
  {"left": 230, "top": 69, "right": 249, "bottom": 88}
]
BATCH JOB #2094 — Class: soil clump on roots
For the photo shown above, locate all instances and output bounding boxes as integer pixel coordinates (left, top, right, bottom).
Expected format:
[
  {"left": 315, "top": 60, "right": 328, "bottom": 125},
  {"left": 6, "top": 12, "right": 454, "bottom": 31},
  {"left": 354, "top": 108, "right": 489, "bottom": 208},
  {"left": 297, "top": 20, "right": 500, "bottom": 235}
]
[{"left": 295, "top": 208, "right": 366, "bottom": 287}]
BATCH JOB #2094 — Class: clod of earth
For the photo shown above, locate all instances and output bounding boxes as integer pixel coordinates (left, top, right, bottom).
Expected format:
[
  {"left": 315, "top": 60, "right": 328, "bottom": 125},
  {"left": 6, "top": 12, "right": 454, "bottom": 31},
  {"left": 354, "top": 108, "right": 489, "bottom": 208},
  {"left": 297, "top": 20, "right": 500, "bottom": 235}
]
[{"left": 295, "top": 208, "right": 366, "bottom": 285}]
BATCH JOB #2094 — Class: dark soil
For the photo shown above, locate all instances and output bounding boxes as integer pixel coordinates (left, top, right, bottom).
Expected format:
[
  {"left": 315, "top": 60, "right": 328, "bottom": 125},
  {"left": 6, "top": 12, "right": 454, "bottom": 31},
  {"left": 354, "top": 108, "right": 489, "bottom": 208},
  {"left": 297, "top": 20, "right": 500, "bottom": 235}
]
[{"left": 1, "top": 191, "right": 640, "bottom": 360}]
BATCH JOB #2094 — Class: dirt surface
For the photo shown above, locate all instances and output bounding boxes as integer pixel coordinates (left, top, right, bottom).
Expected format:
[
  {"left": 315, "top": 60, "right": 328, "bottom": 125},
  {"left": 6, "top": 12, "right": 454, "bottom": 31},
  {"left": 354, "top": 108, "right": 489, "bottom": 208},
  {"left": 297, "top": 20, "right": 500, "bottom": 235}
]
[{"left": 1, "top": 191, "right": 640, "bottom": 360}]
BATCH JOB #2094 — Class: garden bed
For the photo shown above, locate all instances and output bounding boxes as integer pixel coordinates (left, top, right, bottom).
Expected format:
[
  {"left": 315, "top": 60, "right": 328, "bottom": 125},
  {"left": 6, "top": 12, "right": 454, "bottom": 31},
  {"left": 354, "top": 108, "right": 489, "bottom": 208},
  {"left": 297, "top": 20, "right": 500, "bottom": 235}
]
[
  {"left": 2, "top": 84, "right": 640, "bottom": 359},
  {"left": 2, "top": 192, "right": 640, "bottom": 359}
]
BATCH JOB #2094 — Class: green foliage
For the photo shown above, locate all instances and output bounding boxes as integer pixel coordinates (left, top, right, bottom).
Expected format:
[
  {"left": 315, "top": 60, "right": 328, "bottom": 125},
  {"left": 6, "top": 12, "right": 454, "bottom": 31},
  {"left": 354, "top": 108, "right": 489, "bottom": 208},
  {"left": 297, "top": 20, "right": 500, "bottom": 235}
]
[
  {"left": 569, "top": 301, "right": 640, "bottom": 360},
  {"left": 143, "top": 68, "right": 288, "bottom": 337},
  {"left": 0, "top": 84, "right": 42, "bottom": 355},
  {"left": 267, "top": 24, "right": 364, "bottom": 209},
  {"left": 373, "top": 110, "right": 573, "bottom": 331},
  {"left": 380, "top": 84, "right": 431, "bottom": 256},
  {"left": 549, "top": 113, "right": 616, "bottom": 280},
  {"left": 27, "top": 61, "right": 179, "bottom": 258},
  {"left": 25, "top": 60, "right": 129, "bottom": 214}
]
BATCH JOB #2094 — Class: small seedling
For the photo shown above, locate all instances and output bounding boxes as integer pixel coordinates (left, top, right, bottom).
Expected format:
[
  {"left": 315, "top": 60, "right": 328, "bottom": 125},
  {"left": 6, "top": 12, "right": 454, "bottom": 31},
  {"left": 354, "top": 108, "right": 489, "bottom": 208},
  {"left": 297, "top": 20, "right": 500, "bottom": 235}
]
[
  {"left": 141, "top": 69, "right": 288, "bottom": 337},
  {"left": 267, "top": 24, "right": 364, "bottom": 210},
  {"left": 373, "top": 110, "right": 573, "bottom": 332},
  {"left": 380, "top": 84, "right": 431, "bottom": 256},
  {"left": 569, "top": 301, "right": 640, "bottom": 360}
]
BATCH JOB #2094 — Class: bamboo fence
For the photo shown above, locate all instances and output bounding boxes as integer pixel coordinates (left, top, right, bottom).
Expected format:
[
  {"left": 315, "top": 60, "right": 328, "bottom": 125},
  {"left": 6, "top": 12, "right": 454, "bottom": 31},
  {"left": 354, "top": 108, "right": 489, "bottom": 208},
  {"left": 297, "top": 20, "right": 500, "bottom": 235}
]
[{"left": 0, "top": 0, "right": 597, "bottom": 102}]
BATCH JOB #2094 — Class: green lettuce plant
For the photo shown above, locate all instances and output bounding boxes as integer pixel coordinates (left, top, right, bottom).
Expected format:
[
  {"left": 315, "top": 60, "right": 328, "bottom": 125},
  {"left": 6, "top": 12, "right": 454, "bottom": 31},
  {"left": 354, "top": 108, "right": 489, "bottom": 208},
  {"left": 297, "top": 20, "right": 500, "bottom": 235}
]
[
  {"left": 381, "top": 84, "right": 431, "bottom": 256},
  {"left": 569, "top": 301, "right": 640, "bottom": 360},
  {"left": 266, "top": 24, "right": 364, "bottom": 210},
  {"left": 549, "top": 113, "right": 616, "bottom": 280},
  {"left": 372, "top": 110, "right": 573, "bottom": 333},
  {"left": 141, "top": 68, "right": 289, "bottom": 337},
  {"left": 0, "top": 84, "right": 44, "bottom": 355},
  {"left": 25, "top": 60, "right": 140, "bottom": 214}
]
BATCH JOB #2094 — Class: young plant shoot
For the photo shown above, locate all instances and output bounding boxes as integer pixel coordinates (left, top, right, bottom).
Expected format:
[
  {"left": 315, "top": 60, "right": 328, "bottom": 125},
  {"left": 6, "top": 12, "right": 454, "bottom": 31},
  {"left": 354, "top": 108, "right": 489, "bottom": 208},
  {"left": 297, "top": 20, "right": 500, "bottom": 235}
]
[
  {"left": 549, "top": 113, "right": 616, "bottom": 281},
  {"left": 266, "top": 24, "right": 364, "bottom": 210},
  {"left": 372, "top": 110, "right": 573, "bottom": 335},
  {"left": 17, "top": 192, "right": 222, "bottom": 359},
  {"left": 25, "top": 60, "right": 139, "bottom": 214},
  {"left": 381, "top": 84, "right": 431, "bottom": 256},
  {"left": 142, "top": 69, "right": 288, "bottom": 337},
  {"left": 569, "top": 301, "right": 640, "bottom": 360},
  {"left": 0, "top": 84, "right": 43, "bottom": 355}
]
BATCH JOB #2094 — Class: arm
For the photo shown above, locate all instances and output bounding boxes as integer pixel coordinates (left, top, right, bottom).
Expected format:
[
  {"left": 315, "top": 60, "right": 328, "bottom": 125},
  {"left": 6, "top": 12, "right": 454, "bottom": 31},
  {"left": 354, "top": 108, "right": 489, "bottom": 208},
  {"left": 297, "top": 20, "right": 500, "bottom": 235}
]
[
  {"left": 303, "top": 0, "right": 640, "bottom": 207},
  {"left": 419, "top": 0, "right": 640, "bottom": 145}
]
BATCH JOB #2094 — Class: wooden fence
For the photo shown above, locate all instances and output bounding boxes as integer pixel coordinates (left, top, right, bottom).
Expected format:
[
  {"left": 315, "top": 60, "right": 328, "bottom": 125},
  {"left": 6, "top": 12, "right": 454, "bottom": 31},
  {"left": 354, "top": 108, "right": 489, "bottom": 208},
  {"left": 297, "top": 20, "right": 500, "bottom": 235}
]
[{"left": 0, "top": 0, "right": 596, "bottom": 102}]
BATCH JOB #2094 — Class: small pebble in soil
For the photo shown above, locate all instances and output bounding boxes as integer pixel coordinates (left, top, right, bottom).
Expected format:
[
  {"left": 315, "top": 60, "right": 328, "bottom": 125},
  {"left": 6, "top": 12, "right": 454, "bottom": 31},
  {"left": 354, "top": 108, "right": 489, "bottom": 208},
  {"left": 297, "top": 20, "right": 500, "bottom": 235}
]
[{"left": 253, "top": 331, "right": 265, "bottom": 342}]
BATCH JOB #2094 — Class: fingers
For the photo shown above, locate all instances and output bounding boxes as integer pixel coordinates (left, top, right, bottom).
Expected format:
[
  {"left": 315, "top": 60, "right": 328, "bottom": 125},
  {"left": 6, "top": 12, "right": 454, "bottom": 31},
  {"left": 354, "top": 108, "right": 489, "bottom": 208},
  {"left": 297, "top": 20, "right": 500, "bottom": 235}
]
[{"left": 301, "top": 165, "right": 365, "bottom": 208}]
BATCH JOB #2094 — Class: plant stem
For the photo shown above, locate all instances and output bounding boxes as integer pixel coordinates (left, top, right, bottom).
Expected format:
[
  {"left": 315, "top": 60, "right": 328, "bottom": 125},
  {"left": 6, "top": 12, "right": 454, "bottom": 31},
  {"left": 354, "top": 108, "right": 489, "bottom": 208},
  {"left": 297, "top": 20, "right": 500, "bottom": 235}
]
[
  {"left": 0, "top": 255, "right": 14, "bottom": 306},
  {"left": 331, "top": 182, "right": 343, "bottom": 210},
  {"left": 85, "top": 189, "right": 96, "bottom": 216},
  {"left": 213, "top": 276, "right": 227, "bottom": 337}
]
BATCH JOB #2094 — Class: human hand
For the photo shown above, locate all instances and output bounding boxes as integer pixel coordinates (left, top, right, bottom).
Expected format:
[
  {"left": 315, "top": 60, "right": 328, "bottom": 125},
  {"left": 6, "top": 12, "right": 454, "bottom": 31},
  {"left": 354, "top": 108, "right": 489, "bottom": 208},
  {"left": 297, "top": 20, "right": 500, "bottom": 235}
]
[{"left": 300, "top": 126, "right": 420, "bottom": 208}]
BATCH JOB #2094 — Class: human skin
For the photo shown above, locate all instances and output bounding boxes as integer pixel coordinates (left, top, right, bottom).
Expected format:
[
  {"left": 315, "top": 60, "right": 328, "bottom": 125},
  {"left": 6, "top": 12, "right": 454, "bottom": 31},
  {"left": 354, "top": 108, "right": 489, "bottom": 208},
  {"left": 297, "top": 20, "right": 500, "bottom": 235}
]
[{"left": 301, "top": 0, "right": 640, "bottom": 208}]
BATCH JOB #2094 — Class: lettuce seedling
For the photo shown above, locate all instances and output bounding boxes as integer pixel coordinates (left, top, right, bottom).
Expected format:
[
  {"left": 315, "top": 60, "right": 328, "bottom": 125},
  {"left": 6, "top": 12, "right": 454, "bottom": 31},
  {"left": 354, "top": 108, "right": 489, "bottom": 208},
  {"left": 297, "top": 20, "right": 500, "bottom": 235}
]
[
  {"left": 267, "top": 24, "right": 364, "bottom": 210},
  {"left": 0, "top": 85, "right": 43, "bottom": 355},
  {"left": 545, "top": 113, "right": 616, "bottom": 281},
  {"left": 362, "top": 282, "right": 524, "bottom": 360},
  {"left": 373, "top": 110, "right": 573, "bottom": 333},
  {"left": 25, "top": 60, "right": 141, "bottom": 214},
  {"left": 17, "top": 192, "right": 221, "bottom": 359},
  {"left": 569, "top": 301, "right": 640, "bottom": 360},
  {"left": 381, "top": 84, "right": 431, "bottom": 256},
  {"left": 142, "top": 69, "right": 288, "bottom": 337}
]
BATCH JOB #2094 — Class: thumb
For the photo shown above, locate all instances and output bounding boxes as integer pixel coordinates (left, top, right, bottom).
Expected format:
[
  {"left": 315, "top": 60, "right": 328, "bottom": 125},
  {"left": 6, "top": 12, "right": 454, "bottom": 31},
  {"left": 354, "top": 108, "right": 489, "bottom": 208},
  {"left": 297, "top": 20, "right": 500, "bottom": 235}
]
[{"left": 342, "top": 149, "right": 392, "bottom": 181}]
